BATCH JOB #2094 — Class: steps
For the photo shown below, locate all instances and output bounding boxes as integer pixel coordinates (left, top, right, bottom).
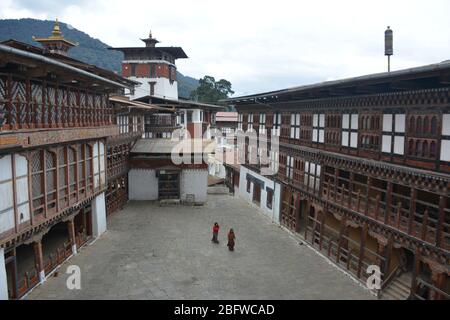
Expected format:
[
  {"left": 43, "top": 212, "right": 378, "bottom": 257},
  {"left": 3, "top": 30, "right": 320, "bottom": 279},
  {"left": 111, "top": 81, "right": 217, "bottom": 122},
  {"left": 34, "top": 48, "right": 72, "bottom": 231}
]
[
  {"left": 382, "top": 272, "right": 412, "bottom": 300},
  {"left": 159, "top": 199, "right": 181, "bottom": 206}
]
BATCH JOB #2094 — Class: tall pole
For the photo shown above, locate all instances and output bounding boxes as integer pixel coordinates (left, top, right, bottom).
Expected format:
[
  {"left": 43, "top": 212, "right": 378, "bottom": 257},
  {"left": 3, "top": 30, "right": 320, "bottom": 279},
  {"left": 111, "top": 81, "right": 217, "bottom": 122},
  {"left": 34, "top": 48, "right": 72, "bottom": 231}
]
[{"left": 385, "top": 26, "right": 393, "bottom": 73}]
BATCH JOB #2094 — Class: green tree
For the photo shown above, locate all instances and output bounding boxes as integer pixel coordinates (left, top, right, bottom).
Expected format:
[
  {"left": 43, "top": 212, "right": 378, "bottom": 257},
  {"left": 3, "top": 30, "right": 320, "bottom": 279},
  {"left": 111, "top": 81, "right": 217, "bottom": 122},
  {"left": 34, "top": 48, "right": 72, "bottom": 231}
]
[{"left": 189, "top": 75, "right": 234, "bottom": 103}]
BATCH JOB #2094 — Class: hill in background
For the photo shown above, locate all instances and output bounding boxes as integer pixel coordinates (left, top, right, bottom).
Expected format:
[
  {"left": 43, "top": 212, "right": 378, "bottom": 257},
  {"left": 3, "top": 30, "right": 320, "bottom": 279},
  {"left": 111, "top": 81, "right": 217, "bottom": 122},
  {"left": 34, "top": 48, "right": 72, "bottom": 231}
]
[{"left": 0, "top": 18, "right": 199, "bottom": 98}]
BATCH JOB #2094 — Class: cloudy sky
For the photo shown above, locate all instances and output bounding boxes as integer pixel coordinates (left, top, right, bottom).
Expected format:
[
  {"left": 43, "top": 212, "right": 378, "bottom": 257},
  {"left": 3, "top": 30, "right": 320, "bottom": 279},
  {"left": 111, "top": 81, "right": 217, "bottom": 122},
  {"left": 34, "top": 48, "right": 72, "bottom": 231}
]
[{"left": 1, "top": 0, "right": 450, "bottom": 96}]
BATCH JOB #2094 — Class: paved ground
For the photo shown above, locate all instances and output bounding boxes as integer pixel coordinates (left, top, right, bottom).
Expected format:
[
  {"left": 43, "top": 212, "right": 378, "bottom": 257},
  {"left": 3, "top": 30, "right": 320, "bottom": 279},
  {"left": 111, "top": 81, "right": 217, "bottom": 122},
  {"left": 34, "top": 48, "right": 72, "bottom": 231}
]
[{"left": 26, "top": 195, "right": 375, "bottom": 300}]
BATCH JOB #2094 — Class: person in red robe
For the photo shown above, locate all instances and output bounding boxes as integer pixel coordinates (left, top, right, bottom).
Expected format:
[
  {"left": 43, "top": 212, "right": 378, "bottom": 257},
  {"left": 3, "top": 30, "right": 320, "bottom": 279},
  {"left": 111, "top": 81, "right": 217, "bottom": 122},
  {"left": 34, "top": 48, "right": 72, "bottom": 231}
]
[
  {"left": 211, "top": 222, "right": 220, "bottom": 244},
  {"left": 227, "top": 228, "right": 236, "bottom": 251}
]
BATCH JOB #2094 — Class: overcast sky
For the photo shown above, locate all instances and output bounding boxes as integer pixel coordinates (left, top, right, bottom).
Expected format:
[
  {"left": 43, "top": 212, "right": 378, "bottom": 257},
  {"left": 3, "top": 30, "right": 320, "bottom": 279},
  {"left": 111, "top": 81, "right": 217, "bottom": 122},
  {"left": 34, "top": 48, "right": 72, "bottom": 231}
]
[{"left": 1, "top": 0, "right": 450, "bottom": 96}]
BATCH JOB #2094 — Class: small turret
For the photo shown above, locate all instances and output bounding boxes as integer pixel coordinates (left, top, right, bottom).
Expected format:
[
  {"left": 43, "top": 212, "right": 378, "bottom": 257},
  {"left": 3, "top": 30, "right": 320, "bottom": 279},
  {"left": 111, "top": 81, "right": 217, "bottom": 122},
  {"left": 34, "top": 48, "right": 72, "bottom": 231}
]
[{"left": 33, "top": 19, "right": 77, "bottom": 56}]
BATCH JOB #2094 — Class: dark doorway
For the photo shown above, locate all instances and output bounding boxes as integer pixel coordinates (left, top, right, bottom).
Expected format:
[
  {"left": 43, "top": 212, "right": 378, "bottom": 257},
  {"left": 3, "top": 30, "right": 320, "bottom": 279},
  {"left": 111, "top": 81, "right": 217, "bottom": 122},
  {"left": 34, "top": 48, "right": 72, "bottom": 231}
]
[
  {"left": 4, "top": 249, "right": 17, "bottom": 299},
  {"left": 402, "top": 248, "right": 415, "bottom": 272},
  {"left": 74, "top": 207, "right": 93, "bottom": 248},
  {"left": 253, "top": 183, "right": 261, "bottom": 205},
  {"left": 158, "top": 171, "right": 180, "bottom": 200}
]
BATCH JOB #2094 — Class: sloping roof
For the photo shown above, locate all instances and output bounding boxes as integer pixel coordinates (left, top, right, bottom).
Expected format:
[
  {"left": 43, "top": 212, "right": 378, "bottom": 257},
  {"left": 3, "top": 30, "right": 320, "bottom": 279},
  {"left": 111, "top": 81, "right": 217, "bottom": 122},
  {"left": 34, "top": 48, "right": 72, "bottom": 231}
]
[
  {"left": 215, "top": 112, "right": 238, "bottom": 122},
  {"left": 131, "top": 138, "right": 216, "bottom": 154},
  {"left": 0, "top": 43, "right": 127, "bottom": 89},
  {"left": 108, "top": 46, "right": 188, "bottom": 59},
  {"left": 109, "top": 95, "right": 174, "bottom": 111},
  {"left": 1, "top": 39, "right": 137, "bottom": 88},
  {"left": 134, "top": 95, "right": 225, "bottom": 110},
  {"left": 226, "top": 60, "right": 450, "bottom": 103}
]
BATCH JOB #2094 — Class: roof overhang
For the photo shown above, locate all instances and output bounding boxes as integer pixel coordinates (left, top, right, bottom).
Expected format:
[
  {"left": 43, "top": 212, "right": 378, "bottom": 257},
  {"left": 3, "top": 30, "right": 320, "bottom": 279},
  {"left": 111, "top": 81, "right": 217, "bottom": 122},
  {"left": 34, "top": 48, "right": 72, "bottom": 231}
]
[{"left": 226, "top": 60, "right": 450, "bottom": 104}]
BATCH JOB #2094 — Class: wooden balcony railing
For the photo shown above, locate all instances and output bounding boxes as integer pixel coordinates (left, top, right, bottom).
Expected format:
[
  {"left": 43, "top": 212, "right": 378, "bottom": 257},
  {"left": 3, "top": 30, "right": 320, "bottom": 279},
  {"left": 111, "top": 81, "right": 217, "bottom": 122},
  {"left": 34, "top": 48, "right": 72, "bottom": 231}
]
[
  {"left": 0, "top": 73, "right": 112, "bottom": 131},
  {"left": 321, "top": 180, "right": 449, "bottom": 251}
]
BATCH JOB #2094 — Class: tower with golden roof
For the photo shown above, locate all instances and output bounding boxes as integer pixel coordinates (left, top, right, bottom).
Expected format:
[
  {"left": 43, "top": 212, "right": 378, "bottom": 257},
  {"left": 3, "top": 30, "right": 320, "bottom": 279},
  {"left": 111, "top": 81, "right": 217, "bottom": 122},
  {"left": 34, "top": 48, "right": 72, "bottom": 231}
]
[{"left": 33, "top": 19, "right": 77, "bottom": 56}]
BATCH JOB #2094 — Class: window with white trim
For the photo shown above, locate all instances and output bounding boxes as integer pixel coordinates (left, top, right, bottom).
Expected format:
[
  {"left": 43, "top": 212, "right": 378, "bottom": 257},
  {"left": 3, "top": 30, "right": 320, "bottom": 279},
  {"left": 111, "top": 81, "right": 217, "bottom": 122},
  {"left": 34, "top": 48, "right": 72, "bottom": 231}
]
[
  {"left": 93, "top": 141, "right": 106, "bottom": 189},
  {"left": 248, "top": 113, "right": 254, "bottom": 132},
  {"left": 259, "top": 113, "right": 266, "bottom": 134},
  {"left": 269, "top": 150, "right": 279, "bottom": 174},
  {"left": 290, "top": 113, "right": 301, "bottom": 139},
  {"left": 238, "top": 113, "right": 243, "bottom": 131},
  {"left": 440, "top": 114, "right": 450, "bottom": 161},
  {"left": 342, "top": 113, "right": 358, "bottom": 148},
  {"left": 286, "top": 155, "right": 294, "bottom": 180},
  {"left": 304, "top": 161, "right": 321, "bottom": 192},
  {"left": 313, "top": 113, "right": 325, "bottom": 143},
  {"left": 272, "top": 112, "right": 281, "bottom": 137},
  {"left": 132, "top": 116, "right": 138, "bottom": 132},
  {"left": 382, "top": 113, "right": 405, "bottom": 155}
]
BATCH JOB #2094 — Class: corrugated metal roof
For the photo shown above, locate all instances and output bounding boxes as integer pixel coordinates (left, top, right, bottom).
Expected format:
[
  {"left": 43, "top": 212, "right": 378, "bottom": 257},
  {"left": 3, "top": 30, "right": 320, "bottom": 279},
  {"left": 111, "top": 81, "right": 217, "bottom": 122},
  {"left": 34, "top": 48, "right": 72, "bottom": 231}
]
[
  {"left": 109, "top": 95, "right": 174, "bottom": 111},
  {"left": 131, "top": 138, "right": 216, "bottom": 154}
]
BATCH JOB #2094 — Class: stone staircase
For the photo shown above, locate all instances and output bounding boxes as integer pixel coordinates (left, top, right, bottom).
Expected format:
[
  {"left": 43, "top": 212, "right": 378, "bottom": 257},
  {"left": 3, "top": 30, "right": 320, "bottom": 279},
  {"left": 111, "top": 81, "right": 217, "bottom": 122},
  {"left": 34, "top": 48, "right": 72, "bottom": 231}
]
[
  {"left": 382, "top": 272, "right": 412, "bottom": 300},
  {"left": 159, "top": 199, "right": 181, "bottom": 206}
]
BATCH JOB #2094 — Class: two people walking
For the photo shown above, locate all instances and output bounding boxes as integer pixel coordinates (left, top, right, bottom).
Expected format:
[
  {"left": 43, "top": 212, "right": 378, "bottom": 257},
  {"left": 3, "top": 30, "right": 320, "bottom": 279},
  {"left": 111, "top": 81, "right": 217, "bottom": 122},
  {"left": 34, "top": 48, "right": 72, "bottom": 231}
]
[{"left": 211, "top": 222, "right": 236, "bottom": 251}]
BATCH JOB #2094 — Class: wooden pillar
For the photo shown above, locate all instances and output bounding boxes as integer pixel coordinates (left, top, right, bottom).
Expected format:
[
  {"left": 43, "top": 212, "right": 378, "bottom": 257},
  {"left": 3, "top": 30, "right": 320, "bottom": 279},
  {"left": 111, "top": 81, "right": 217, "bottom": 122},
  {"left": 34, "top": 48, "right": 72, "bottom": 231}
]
[
  {"left": 365, "top": 177, "right": 371, "bottom": 216},
  {"left": 375, "top": 195, "right": 381, "bottom": 221},
  {"left": 319, "top": 209, "right": 326, "bottom": 250},
  {"left": 33, "top": 240, "right": 45, "bottom": 283},
  {"left": 357, "top": 223, "right": 368, "bottom": 278},
  {"left": 348, "top": 172, "right": 354, "bottom": 209},
  {"left": 410, "top": 248, "right": 421, "bottom": 300},
  {"left": 429, "top": 268, "right": 446, "bottom": 300},
  {"left": 336, "top": 217, "right": 347, "bottom": 264},
  {"left": 395, "top": 201, "right": 402, "bottom": 229},
  {"left": 67, "top": 218, "right": 77, "bottom": 255},
  {"left": 311, "top": 207, "right": 318, "bottom": 245},
  {"left": 303, "top": 201, "right": 310, "bottom": 240},
  {"left": 334, "top": 168, "right": 339, "bottom": 202},
  {"left": 421, "top": 210, "right": 429, "bottom": 241},
  {"left": 381, "top": 236, "right": 393, "bottom": 279},
  {"left": 385, "top": 181, "right": 393, "bottom": 225},
  {"left": 408, "top": 188, "right": 417, "bottom": 235},
  {"left": 435, "top": 196, "right": 446, "bottom": 248}
]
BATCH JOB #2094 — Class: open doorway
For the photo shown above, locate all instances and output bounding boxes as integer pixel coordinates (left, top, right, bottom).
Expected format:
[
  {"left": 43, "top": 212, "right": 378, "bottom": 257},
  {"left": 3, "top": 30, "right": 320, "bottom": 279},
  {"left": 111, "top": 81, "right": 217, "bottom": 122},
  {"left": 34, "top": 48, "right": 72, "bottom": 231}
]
[{"left": 158, "top": 170, "right": 180, "bottom": 200}]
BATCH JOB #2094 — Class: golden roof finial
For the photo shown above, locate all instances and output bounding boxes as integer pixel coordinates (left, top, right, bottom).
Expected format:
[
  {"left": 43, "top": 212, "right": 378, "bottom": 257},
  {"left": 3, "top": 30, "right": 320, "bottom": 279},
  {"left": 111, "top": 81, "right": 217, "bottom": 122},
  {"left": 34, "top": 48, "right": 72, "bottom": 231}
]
[{"left": 52, "top": 18, "right": 62, "bottom": 37}]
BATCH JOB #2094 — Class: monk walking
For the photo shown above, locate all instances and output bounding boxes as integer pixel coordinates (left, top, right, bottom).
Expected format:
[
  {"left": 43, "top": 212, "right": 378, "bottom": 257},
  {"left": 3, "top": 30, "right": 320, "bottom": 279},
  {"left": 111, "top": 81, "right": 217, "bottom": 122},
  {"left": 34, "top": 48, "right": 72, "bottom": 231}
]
[
  {"left": 227, "top": 228, "right": 236, "bottom": 251},
  {"left": 211, "top": 222, "right": 220, "bottom": 244}
]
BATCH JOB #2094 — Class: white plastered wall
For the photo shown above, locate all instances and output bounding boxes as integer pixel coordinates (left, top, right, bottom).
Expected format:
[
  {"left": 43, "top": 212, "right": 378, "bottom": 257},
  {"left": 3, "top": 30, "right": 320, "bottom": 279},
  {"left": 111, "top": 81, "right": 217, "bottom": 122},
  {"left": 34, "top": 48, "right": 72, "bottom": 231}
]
[
  {"left": 129, "top": 76, "right": 178, "bottom": 100},
  {"left": 128, "top": 169, "right": 159, "bottom": 200},
  {"left": 238, "top": 166, "right": 280, "bottom": 224},
  {"left": 91, "top": 192, "right": 107, "bottom": 238},
  {"left": 180, "top": 169, "right": 208, "bottom": 203},
  {"left": 0, "top": 248, "right": 7, "bottom": 300}
]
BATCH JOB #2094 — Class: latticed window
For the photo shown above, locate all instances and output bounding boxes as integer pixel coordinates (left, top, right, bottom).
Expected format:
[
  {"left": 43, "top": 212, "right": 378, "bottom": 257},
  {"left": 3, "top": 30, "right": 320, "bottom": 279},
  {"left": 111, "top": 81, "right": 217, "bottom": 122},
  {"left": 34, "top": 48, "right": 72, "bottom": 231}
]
[
  {"left": 312, "top": 113, "right": 325, "bottom": 143},
  {"left": 68, "top": 147, "right": 76, "bottom": 198},
  {"left": 286, "top": 155, "right": 294, "bottom": 180},
  {"left": 47, "top": 86, "right": 57, "bottom": 125},
  {"left": 58, "top": 147, "right": 68, "bottom": 206},
  {"left": 272, "top": 112, "right": 281, "bottom": 137},
  {"left": 78, "top": 144, "right": 86, "bottom": 194},
  {"left": 290, "top": 114, "right": 300, "bottom": 139},
  {"left": 259, "top": 113, "right": 266, "bottom": 134},
  {"left": 342, "top": 113, "right": 359, "bottom": 148},
  {"left": 31, "top": 151, "right": 44, "bottom": 216},
  {"left": 382, "top": 113, "right": 405, "bottom": 155},
  {"left": 45, "top": 150, "right": 57, "bottom": 211},
  {"left": 304, "top": 161, "right": 321, "bottom": 192},
  {"left": 86, "top": 145, "right": 93, "bottom": 192}
]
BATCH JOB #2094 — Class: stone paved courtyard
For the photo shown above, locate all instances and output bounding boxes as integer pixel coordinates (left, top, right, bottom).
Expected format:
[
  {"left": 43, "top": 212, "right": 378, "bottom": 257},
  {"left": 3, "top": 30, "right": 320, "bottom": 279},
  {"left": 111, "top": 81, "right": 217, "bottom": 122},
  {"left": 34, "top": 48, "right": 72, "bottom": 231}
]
[{"left": 26, "top": 195, "right": 375, "bottom": 300}]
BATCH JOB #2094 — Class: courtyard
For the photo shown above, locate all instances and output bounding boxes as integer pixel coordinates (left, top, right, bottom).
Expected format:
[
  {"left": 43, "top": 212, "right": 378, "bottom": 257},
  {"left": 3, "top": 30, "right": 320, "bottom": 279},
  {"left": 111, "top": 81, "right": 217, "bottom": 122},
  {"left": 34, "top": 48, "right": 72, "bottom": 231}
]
[{"left": 26, "top": 195, "right": 375, "bottom": 300}]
